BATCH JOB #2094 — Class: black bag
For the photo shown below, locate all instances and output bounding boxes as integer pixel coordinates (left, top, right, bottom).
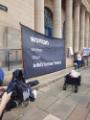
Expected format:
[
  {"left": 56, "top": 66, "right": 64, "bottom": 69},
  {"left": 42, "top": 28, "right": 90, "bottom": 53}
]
[
  {"left": 28, "top": 80, "right": 39, "bottom": 87},
  {"left": 5, "top": 81, "right": 35, "bottom": 111},
  {"left": 15, "top": 80, "right": 35, "bottom": 102}
]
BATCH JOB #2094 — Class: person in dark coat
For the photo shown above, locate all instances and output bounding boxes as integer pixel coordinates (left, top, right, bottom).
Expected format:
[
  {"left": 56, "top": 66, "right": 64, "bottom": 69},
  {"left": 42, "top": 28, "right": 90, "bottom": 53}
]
[{"left": 0, "top": 69, "right": 37, "bottom": 119}]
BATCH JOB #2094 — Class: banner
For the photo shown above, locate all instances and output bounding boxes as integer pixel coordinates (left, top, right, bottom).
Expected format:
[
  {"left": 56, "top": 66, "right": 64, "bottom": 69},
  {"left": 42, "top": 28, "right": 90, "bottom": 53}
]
[
  {"left": 83, "top": 48, "right": 90, "bottom": 57},
  {"left": 21, "top": 24, "right": 65, "bottom": 79}
]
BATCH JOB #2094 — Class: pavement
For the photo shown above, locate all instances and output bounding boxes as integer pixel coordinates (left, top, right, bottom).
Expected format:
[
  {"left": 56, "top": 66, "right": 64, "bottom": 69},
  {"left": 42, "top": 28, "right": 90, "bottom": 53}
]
[{"left": 2, "top": 66, "right": 90, "bottom": 120}]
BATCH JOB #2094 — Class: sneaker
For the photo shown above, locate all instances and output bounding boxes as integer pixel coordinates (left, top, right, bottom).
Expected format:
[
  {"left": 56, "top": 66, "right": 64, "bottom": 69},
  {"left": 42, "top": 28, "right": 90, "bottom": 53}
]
[{"left": 32, "top": 90, "right": 37, "bottom": 99}]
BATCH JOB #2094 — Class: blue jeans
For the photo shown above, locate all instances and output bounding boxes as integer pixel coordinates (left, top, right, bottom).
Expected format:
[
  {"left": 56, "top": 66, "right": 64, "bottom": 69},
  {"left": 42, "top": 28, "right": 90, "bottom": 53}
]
[{"left": 77, "top": 61, "right": 82, "bottom": 69}]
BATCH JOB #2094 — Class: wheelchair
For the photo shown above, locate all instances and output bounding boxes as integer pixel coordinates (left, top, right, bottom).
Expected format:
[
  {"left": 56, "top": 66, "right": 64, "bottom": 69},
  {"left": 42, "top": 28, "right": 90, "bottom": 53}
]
[{"left": 63, "top": 73, "right": 81, "bottom": 93}]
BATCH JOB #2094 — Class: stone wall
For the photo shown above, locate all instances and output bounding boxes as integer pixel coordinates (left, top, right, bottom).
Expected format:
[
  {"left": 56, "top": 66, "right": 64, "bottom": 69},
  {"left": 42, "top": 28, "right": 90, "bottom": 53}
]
[
  {"left": 0, "top": 26, "right": 22, "bottom": 68},
  {"left": 0, "top": 0, "right": 34, "bottom": 29}
]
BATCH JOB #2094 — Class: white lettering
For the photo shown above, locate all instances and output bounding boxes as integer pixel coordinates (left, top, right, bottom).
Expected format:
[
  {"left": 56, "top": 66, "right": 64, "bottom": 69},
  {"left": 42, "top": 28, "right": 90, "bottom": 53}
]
[
  {"left": 33, "top": 61, "right": 62, "bottom": 68},
  {"left": 31, "top": 37, "right": 49, "bottom": 46},
  {"left": 32, "top": 56, "right": 40, "bottom": 60},
  {"left": 31, "top": 48, "right": 43, "bottom": 52}
]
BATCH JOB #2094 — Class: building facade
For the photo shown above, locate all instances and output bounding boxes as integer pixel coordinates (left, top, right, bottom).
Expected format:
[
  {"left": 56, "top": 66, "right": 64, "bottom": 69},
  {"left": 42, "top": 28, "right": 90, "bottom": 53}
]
[{"left": 0, "top": 0, "right": 90, "bottom": 69}]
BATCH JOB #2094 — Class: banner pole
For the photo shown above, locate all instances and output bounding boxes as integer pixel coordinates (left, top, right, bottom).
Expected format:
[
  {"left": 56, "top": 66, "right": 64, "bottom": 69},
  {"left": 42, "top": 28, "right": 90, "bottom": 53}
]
[{"left": 19, "top": 23, "right": 24, "bottom": 70}]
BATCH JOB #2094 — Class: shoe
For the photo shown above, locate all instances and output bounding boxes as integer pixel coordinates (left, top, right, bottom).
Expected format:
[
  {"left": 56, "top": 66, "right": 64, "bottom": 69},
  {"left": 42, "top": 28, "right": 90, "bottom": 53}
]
[{"left": 32, "top": 90, "right": 37, "bottom": 99}]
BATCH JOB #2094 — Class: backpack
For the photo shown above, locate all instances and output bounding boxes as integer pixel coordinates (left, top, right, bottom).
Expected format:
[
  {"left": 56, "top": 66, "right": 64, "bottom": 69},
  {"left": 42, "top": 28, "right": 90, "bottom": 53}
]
[
  {"left": 5, "top": 78, "right": 35, "bottom": 111},
  {"left": 15, "top": 80, "right": 35, "bottom": 103}
]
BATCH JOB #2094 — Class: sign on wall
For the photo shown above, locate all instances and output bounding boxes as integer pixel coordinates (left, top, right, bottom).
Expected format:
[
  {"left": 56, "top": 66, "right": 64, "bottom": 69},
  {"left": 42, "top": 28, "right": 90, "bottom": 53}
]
[{"left": 21, "top": 24, "right": 65, "bottom": 79}]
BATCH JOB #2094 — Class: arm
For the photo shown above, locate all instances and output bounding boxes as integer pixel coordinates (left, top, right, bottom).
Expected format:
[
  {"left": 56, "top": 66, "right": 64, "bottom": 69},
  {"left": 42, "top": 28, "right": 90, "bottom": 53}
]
[
  {"left": 0, "top": 86, "right": 7, "bottom": 91},
  {"left": 0, "top": 92, "right": 12, "bottom": 117},
  {"left": 0, "top": 80, "right": 17, "bottom": 117}
]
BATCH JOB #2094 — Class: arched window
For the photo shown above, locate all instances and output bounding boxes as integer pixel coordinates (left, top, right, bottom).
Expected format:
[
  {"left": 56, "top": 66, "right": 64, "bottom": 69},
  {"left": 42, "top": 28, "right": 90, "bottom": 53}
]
[{"left": 44, "top": 7, "right": 53, "bottom": 37}]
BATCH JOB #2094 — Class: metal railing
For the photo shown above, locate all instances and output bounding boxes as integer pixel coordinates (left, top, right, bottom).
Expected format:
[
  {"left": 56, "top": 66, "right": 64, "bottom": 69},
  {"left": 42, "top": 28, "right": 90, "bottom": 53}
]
[{"left": 0, "top": 48, "right": 22, "bottom": 70}]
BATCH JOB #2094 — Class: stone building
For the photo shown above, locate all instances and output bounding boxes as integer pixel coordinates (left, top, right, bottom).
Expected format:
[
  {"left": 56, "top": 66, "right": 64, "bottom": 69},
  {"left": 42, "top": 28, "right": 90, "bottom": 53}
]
[{"left": 0, "top": 0, "right": 90, "bottom": 69}]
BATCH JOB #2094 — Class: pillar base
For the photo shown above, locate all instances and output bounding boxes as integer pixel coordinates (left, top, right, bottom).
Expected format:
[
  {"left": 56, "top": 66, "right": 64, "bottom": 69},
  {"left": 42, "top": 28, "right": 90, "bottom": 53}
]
[{"left": 66, "top": 56, "right": 74, "bottom": 68}]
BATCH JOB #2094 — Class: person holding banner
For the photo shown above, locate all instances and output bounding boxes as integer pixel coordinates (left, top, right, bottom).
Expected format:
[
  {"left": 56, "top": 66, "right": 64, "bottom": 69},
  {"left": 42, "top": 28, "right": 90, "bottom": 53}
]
[{"left": 82, "top": 48, "right": 90, "bottom": 66}]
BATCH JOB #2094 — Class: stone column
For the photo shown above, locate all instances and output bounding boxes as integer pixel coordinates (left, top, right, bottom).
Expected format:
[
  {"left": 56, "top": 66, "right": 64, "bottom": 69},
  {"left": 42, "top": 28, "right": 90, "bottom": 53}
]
[
  {"left": 85, "top": 13, "right": 89, "bottom": 48},
  {"left": 73, "top": 1, "right": 80, "bottom": 53},
  {"left": 35, "top": 0, "right": 44, "bottom": 34},
  {"left": 0, "top": 26, "right": 4, "bottom": 48},
  {"left": 65, "top": 0, "right": 73, "bottom": 49},
  {"left": 89, "top": 18, "right": 90, "bottom": 47},
  {"left": 80, "top": 6, "right": 85, "bottom": 50},
  {"left": 53, "top": 0, "right": 62, "bottom": 38}
]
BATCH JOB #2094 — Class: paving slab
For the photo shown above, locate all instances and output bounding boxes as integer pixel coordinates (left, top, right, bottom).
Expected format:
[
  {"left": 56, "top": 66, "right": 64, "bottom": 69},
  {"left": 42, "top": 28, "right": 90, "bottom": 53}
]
[
  {"left": 67, "top": 105, "right": 89, "bottom": 120},
  {"left": 57, "top": 90, "right": 72, "bottom": 100},
  {"left": 86, "top": 112, "right": 90, "bottom": 120},
  {"left": 70, "top": 94, "right": 90, "bottom": 106},
  {"left": 18, "top": 106, "right": 47, "bottom": 120},
  {"left": 47, "top": 98, "right": 76, "bottom": 120},
  {"left": 78, "top": 84, "right": 89, "bottom": 95},
  {"left": 43, "top": 114, "right": 61, "bottom": 120},
  {"left": 35, "top": 91, "right": 58, "bottom": 110}
]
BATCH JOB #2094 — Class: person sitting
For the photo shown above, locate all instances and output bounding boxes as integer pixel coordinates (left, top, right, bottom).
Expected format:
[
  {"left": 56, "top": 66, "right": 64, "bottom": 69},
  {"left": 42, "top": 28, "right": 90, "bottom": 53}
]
[
  {"left": 0, "top": 69, "right": 37, "bottom": 119},
  {"left": 0, "top": 67, "right": 4, "bottom": 86},
  {"left": 63, "top": 70, "right": 81, "bottom": 93}
]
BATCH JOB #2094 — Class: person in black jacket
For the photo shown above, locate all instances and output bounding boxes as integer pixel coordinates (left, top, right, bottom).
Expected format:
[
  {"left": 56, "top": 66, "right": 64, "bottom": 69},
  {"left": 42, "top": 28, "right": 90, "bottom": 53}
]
[{"left": 0, "top": 69, "right": 36, "bottom": 119}]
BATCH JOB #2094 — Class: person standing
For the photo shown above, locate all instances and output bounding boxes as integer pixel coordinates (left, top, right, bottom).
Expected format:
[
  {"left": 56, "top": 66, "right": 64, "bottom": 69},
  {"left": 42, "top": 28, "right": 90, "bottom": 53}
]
[{"left": 76, "top": 52, "right": 82, "bottom": 69}]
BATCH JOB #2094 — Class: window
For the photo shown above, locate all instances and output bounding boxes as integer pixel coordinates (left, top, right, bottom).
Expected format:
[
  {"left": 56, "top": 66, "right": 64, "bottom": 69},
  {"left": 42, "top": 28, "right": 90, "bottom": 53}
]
[{"left": 44, "top": 7, "right": 53, "bottom": 37}]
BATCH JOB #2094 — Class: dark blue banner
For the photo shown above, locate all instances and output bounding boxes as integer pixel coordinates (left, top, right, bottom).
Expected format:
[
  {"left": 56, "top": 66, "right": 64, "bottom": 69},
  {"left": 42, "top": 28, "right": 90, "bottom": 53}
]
[{"left": 21, "top": 24, "right": 66, "bottom": 79}]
